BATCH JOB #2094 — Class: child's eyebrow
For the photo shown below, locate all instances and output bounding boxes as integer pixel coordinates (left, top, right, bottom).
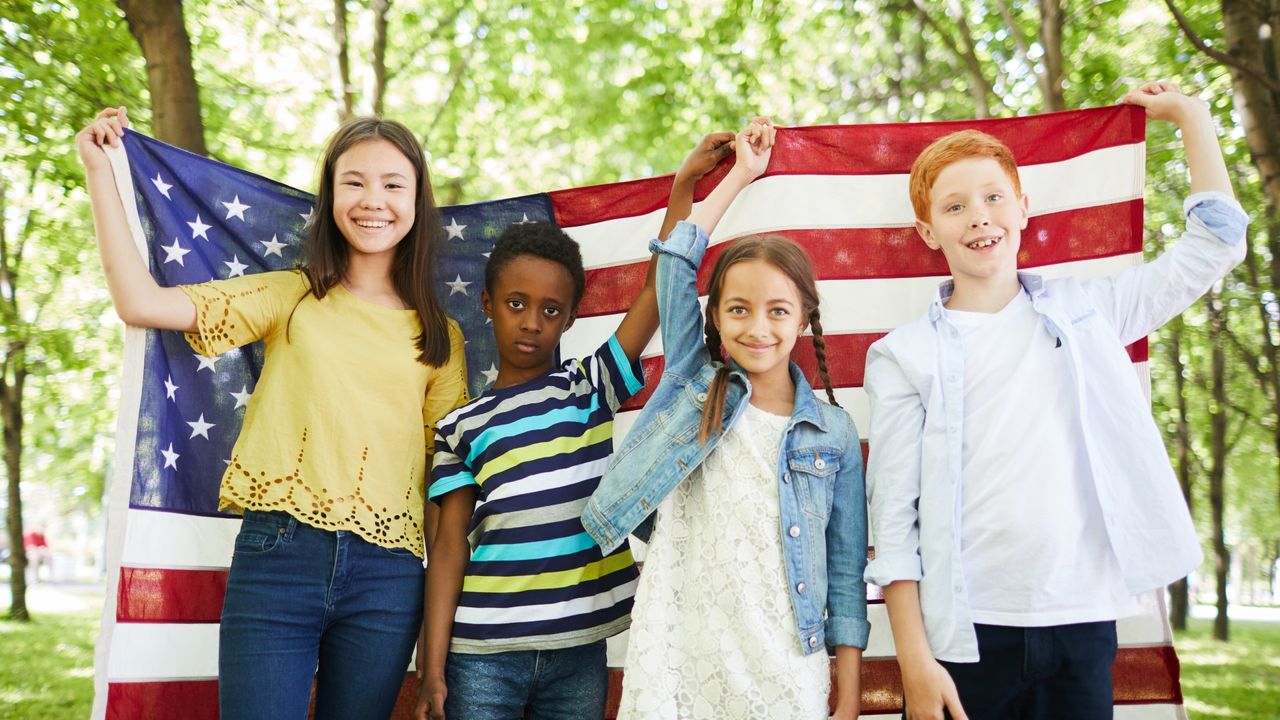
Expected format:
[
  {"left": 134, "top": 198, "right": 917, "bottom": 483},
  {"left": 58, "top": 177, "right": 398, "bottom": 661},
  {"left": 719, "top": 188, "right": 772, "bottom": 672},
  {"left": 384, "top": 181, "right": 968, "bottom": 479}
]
[
  {"left": 337, "top": 170, "right": 410, "bottom": 181},
  {"left": 723, "top": 295, "right": 795, "bottom": 305}
]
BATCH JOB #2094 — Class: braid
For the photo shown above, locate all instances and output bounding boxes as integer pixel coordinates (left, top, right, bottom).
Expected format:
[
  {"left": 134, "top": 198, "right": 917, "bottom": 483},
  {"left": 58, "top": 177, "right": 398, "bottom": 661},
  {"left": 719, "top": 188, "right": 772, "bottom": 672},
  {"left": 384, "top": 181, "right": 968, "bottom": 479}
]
[
  {"left": 810, "top": 308, "right": 839, "bottom": 407},
  {"left": 699, "top": 310, "right": 731, "bottom": 445}
]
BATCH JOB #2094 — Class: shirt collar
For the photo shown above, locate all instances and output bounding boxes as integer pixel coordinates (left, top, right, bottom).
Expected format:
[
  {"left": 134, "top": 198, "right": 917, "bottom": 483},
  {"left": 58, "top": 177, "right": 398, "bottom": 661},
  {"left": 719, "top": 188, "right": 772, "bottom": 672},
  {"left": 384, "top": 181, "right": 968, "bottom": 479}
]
[{"left": 928, "top": 272, "right": 1046, "bottom": 322}]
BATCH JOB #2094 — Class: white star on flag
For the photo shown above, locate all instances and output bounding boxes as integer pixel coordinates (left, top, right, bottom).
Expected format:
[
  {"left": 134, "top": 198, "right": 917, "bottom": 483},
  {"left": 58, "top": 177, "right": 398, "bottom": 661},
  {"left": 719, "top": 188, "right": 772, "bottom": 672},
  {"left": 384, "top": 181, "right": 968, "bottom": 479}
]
[
  {"left": 152, "top": 173, "right": 173, "bottom": 199},
  {"left": 160, "top": 443, "right": 179, "bottom": 470},
  {"left": 300, "top": 207, "right": 313, "bottom": 223},
  {"left": 194, "top": 353, "right": 219, "bottom": 372},
  {"left": 230, "top": 385, "right": 252, "bottom": 410},
  {"left": 261, "top": 235, "right": 287, "bottom": 257},
  {"left": 444, "top": 218, "right": 467, "bottom": 240},
  {"left": 164, "top": 376, "right": 179, "bottom": 400},
  {"left": 161, "top": 238, "right": 191, "bottom": 266},
  {"left": 445, "top": 275, "right": 472, "bottom": 296},
  {"left": 222, "top": 196, "right": 251, "bottom": 221},
  {"left": 517, "top": 213, "right": 534, "bottom": 224},
  {"left": 188, "top": 214, "right": 212, "bottom": 241},
  {"left": 224, "top": 255, "right": 249, "bottom": 278},
  {"left": 186, "top": 414, "right": 215, "bottom": 439},
  {"left": 481, "top": 364, "right": 499, "bottom": 385}
]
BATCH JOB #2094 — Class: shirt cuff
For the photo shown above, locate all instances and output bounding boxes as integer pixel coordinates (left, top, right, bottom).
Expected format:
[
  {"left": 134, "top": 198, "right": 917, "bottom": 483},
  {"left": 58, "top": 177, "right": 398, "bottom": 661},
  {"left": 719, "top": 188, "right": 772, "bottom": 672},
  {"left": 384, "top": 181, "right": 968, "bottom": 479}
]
[
  {"left": 1184, "top": 191, "right": 1248, "bottom": 246},
  {"left": 825, "top": 615, "right": 872, "bottom": 650},
  {"left": 649, "top": 220, "right": 708, "bottom": 265},
  {"left": 864, "top": 554, "right": 924, "bottom": 587}
]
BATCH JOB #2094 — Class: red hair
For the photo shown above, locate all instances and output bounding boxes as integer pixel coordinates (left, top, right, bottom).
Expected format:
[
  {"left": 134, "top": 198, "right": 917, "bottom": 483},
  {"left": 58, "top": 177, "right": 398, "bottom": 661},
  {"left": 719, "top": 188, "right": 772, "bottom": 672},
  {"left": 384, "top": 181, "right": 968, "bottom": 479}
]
[{"left": 909, "top": 130, "right": 1021, "bottom": 222}]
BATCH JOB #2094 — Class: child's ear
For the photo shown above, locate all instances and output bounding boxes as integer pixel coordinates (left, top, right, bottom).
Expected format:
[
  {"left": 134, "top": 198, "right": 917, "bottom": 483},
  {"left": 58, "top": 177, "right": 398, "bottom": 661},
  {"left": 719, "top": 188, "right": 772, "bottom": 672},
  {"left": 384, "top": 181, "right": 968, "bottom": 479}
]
[
  {"left": 564, "top": 309, "right": 577, "bottom": 332},
  {"left": 481, "top": 289, "right": 493, "bottom": 318},
  {"left": 1019, "top": 194, "right": 1030, "bottom": 229},
  {"left": 915, "top": 219, "right": 941, "bottom": 250}
]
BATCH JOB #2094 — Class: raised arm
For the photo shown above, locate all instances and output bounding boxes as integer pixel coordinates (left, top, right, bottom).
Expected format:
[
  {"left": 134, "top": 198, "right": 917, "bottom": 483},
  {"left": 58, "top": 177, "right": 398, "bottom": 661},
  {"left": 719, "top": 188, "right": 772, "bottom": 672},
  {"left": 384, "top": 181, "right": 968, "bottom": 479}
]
[
  {"left": 1120, "top": 81, "right": 1232, "bottom": 197},
  {"left": 77, "top": 107, "right": 197, "bottom": 331},
  {"left": 1082, "top": 82, "right": 1248, "bottom": 343},
  {"left": 687, "top": 117, "right": 774, "bottom": 235},
  {"left": 614, "top": 132, "right": 734, "bottom": 362}
]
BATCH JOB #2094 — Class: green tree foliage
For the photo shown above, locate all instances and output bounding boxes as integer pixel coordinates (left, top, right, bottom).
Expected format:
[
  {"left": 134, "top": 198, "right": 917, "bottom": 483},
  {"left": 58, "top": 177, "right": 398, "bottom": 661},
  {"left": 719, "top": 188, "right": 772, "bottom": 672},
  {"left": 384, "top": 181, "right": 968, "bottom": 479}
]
[{"left": 0, "top": 0, "right": 1273, "bottom": 632}]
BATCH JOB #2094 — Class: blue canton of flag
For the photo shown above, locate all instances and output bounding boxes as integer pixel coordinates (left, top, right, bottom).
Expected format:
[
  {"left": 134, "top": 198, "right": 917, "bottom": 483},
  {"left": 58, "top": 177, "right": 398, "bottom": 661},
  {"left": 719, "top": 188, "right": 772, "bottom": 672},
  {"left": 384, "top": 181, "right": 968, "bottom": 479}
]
[{"left": 121, "top": 130, "right": 549, "bottom": 517}]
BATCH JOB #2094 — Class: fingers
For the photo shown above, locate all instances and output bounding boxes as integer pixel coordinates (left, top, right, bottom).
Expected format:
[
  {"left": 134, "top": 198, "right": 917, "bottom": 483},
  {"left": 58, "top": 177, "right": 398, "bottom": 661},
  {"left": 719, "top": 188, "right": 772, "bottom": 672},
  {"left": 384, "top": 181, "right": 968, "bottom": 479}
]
[{"left": 943, "top": 689, "right": 969, "bottom": 720}]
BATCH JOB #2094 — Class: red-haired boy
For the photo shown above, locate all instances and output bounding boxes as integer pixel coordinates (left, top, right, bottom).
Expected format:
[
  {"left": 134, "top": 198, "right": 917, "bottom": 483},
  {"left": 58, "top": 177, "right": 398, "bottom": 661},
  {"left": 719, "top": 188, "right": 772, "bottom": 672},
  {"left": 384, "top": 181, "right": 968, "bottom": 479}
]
[{"left": 864, "top": 82, "right": 1247, "bottom": 720}]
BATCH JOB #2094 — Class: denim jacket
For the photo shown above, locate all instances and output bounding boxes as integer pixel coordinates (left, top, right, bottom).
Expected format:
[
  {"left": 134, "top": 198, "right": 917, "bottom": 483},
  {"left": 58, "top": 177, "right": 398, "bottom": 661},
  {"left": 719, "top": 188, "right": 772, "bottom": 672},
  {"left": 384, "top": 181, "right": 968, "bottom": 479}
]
[
  {"left": 863, "top": 192, "right": 1248, "bottom": 662},
  {"left": 582, "top": 221, "right": 871, "bottom": 655}
]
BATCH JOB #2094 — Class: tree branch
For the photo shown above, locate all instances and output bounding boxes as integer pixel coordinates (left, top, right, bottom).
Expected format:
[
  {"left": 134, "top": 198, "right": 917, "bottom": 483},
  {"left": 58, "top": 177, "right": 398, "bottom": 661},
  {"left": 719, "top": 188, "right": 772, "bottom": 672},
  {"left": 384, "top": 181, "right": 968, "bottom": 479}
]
[{"left": 1165, "top": 0, "right": 1280, "bottom": 93}]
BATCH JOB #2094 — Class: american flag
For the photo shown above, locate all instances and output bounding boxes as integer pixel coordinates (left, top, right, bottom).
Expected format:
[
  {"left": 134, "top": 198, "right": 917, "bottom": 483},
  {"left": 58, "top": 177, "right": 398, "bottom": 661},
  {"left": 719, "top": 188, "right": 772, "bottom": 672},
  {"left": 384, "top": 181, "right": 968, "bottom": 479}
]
[{"left": 92, "top": 105, "right": 1187, "bottom": 719}]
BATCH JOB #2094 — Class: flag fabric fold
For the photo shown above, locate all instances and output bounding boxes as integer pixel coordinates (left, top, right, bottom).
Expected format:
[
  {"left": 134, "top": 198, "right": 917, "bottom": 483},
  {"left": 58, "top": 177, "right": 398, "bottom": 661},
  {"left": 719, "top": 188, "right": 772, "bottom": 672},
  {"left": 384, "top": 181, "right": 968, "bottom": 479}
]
[{"left": 92, "top": 105, "right": 1185, "bottom": 720}]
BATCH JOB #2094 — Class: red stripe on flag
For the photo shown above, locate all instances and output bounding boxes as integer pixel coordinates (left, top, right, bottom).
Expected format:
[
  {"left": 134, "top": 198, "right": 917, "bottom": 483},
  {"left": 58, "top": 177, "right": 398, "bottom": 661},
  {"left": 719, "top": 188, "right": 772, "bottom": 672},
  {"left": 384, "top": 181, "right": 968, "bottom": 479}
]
[
  {"left": 107, "top": 680, "right": 219, "bottom": 720},
  {"left": 550, "top": 106, "right": 1143, "bottom": 228},
  {"left": 116, "top": 566, "right": 227, "bottom": 623},
  {"left": 577, "top": 201, "right": 1144, "bottom": 319}
]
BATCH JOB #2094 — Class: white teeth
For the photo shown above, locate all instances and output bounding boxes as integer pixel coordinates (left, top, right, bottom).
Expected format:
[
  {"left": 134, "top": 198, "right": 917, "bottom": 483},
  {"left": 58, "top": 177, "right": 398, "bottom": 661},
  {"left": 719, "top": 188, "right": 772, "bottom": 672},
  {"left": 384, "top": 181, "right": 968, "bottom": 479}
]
[
  {"left": 967, "top": 237, "right": 999, "bottom": 249},
  {"left": 355, "top": 220, "right": 389, "bottom": 229}
]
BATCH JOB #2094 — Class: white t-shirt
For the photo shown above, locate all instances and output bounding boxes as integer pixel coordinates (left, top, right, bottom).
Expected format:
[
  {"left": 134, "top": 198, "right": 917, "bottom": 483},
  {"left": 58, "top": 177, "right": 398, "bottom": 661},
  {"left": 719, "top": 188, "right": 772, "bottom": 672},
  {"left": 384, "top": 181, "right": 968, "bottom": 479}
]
[{"left": 945, "top": 290, "right": 1139, "bottom": 626}]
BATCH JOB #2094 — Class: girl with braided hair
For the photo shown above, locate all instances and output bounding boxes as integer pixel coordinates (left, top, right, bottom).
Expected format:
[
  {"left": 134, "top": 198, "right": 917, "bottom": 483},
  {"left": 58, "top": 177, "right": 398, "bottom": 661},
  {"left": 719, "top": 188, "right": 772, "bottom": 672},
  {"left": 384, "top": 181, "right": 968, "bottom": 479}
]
[{"left": 583, "top": 118, "right": 869, "bottom": 719}]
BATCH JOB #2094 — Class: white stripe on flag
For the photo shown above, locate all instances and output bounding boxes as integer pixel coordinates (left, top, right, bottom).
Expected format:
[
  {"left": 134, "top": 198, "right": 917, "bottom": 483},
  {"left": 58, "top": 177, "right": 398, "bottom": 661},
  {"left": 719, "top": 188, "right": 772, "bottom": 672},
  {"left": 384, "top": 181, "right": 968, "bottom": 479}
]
[
  {"left": 121, "top": 508, "right": 240, "bottom": 569},
  {"left": 561, "top": 253, "right": 1143, "bottom": 363},
  {"left": 565, "top": 143, "right": 1144, "bottom": 268}
]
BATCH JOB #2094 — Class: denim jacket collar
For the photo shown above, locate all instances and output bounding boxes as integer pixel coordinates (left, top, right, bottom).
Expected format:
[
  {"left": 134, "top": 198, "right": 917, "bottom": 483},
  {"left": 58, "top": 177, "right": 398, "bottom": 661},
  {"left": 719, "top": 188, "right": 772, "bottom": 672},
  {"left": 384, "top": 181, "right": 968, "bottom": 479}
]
[{"left": 724, "top": 359, "right": 829, "bottom": 434}]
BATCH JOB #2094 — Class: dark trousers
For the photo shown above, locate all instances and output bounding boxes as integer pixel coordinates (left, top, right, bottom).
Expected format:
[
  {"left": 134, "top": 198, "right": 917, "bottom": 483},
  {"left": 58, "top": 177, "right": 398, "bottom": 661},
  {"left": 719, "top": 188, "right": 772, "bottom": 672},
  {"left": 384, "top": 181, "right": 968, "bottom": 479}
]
[{"left": 926, "top": 621, "right": 1118, "bottom": 720}]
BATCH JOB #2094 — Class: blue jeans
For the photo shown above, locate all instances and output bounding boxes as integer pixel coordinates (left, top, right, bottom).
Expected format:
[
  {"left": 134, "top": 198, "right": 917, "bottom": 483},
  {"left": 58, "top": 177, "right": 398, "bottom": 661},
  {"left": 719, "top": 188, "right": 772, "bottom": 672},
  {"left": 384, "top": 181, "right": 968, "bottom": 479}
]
[
  {"left": 218, "top": 510, "right": 425, "bottom": 720},
  {"left": 934, "top": 621, "right": 1118, "bottom": 720},
  {"left": 444, "top": 640, "right": 608, "bottom": 720}
]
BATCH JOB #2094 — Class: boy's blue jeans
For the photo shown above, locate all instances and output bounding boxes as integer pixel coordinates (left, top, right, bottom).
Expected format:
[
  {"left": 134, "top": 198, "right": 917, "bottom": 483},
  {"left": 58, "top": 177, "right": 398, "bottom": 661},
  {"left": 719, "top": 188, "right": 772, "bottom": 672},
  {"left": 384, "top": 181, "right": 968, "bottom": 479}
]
[
  {"left": 218, "top": 509, "right": 425, "bottom": 720},
  {"left": 931, "top": 621, "right": 1118, "bottom": 720},
  {"left": 444, "top": 640, "right": 608, "bottom": 720}
]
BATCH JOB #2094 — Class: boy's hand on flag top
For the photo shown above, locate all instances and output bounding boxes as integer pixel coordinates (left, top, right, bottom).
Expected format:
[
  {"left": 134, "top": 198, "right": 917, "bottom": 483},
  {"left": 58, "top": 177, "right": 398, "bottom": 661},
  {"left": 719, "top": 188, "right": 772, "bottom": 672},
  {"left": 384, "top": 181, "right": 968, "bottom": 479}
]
[
  {"left": 676, "top": 131, "right": 736, "bottom": 184},
  {"left": 1119, "top": 80, "right": 1209, "bottom": 126}
]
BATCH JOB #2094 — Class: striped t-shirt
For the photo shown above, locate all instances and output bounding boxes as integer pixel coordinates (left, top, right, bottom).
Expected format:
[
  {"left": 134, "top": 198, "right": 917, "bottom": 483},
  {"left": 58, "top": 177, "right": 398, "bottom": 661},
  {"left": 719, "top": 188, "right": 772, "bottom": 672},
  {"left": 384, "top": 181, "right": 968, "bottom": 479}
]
[{"left": 429, "top": 334, "right": 644, "bottom": 653}]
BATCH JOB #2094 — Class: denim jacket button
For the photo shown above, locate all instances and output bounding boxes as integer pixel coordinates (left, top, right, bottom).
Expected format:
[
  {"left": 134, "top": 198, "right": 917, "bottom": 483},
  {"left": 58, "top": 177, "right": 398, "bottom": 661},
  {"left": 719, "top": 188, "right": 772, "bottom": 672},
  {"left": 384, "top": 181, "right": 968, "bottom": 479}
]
[
  {"left": 783, "top": 472, "right": 791, "bottom": 484},
  {"left": 814, "top": 458, "right": 825, "bottom": 470},
  {"left": 796, "top": 582, "right": 806, "bottom": 594},
  {"left": 696, "top": 392, "right": 708, "bottom": 403},
  {"left": 808, "top": 636, "right": 818, "bottom": 648},
  {"left": 788, "top": 526, "right": 800, "bottom": 538}
]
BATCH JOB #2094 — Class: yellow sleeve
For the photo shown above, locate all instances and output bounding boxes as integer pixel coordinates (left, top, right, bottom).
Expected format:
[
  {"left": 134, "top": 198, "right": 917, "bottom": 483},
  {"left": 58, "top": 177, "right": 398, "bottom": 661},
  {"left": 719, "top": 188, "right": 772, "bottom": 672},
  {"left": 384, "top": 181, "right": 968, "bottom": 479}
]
[
  {"left": 423, "top": 319, "right": 470, "bottom": 461},
  {"left": 177, "top": 271, "right": 309, "bottom": 357}
]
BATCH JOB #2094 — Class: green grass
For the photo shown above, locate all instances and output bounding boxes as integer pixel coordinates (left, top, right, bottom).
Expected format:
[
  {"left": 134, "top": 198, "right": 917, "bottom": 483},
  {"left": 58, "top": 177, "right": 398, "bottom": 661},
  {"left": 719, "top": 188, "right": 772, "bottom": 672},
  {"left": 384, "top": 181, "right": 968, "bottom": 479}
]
[
  {"left": 0, "top": 596, "right": 101, "bottom": 720},
  {"left": 1176, "top": 618, "right": 1280, "bottom": 719}
]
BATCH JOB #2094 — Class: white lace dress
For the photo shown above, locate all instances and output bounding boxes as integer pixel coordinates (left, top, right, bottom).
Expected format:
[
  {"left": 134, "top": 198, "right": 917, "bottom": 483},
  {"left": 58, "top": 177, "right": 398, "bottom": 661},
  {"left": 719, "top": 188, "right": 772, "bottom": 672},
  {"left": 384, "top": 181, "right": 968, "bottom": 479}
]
[{"left": 617, "top": 403, "right": 830, "bottom": 720}]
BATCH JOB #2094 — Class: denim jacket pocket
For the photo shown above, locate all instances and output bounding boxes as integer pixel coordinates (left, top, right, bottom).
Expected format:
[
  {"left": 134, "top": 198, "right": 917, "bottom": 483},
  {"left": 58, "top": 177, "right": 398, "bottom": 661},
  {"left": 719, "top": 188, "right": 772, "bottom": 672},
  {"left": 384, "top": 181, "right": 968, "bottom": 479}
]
[
  {"left": 233, "top": 510, "right": 293, "bottom": 556},
  {"left": 788, "top": 450, "right": 840, "bottom": 520}
]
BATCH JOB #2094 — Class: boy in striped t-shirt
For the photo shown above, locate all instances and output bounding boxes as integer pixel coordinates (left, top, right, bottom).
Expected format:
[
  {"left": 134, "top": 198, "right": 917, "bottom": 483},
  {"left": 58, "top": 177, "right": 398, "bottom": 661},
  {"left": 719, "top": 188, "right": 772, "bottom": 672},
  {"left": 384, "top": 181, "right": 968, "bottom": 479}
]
[{"left": 418, "top": 133, "right": 733, "bottom": 720}]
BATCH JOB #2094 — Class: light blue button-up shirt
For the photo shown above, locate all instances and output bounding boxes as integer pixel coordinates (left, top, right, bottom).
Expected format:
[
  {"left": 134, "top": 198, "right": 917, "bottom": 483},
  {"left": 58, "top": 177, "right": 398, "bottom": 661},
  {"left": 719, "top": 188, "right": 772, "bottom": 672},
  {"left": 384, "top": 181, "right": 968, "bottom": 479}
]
[{"left": 863, "top": 192, "right": 1247, "bottom": 662}]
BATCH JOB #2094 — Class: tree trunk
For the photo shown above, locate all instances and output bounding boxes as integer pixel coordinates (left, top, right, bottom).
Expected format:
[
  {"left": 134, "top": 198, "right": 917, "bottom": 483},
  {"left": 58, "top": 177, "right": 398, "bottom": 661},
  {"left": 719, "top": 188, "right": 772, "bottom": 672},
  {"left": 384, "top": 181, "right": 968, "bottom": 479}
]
[
  {"left": 1167, "top": 316, "right": 1192, "bottom": 630},
  {"left": 334, "top": 0, "right": 354, "bottom": 121},
  {"left": 1207, "top": 286, "right": 1230, "bottom": 641},
  {"left": 1218, "top": 0, "right": 1280, "bottom": 520},
  {"left": 0, "top": 176, "right": 26, "bottom": 621},
  {"left": 115, "top": 0, "right": 207, "bottom": 155},
  {"left": 1, "top": 362, "right": 26, "bottom": 621},
  {"left": 1036, "top": 0, "right": 1065, "bottom": 111},
  {"left": 372, "top": 0, "right": 390, "bottom": 116}
]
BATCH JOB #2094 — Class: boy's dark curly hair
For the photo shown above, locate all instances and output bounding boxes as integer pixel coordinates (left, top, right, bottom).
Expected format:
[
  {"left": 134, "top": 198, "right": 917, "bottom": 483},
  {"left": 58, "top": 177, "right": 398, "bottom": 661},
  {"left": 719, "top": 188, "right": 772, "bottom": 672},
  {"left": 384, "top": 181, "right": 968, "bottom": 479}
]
[{"left": 484, "top": 222, "right": 587, "bottom": 310}]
